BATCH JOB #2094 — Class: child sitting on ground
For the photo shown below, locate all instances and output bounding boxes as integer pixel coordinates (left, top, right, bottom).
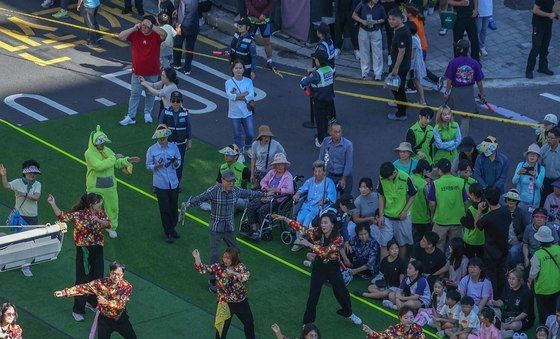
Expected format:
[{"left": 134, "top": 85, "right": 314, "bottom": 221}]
[
  {"left": 477, "top": 307, "right": 501, "bottom": 339},
  {"left": 447, "top": 296, "right": 480, "bottom": 338},
  {"left": 416, "top": 278, "right": 446, "bottom": 326},
  {"left": 434, "top": 289, "right": 462, "bottom": 336}
]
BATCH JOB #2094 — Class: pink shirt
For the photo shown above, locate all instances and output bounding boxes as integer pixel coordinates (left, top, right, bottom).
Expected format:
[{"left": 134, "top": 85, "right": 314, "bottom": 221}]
[
  {"left": 260, "top": 170, "right": 294, "bottom": 195},
  {"left": 477, "top": 324, "right": 501, "bottom": 339}
]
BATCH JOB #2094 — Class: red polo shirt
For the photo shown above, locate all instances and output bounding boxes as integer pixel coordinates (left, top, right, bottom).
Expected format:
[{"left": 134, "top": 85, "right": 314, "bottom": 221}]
[{"left": 127, "top": 30, "right": 161, "bottom": 76}]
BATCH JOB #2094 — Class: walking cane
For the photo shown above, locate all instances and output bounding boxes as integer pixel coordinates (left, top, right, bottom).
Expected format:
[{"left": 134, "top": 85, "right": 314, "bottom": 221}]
[{"left": 179, "top": 196, "right": 191, "bottom": 226}]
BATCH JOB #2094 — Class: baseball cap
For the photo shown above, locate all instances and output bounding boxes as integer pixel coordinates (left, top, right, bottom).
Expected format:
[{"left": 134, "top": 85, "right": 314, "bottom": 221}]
[
  {"left": 315, "top": 22, "right": 330, "bottom": 37},
  {"left": 221, "top": 169, "right": 236, "bottom": 182},
  {"left": 436, "top": 158, "right": 452, "bottom": 173},
  {"left": 235, "top": 17, "right": 251, "bottom": 26},
  {"left": 170, "top": 91, "right": 183, "bottom": 102},
  {"left": 543, "top": 113, "right": 558, "bottom": 125}
]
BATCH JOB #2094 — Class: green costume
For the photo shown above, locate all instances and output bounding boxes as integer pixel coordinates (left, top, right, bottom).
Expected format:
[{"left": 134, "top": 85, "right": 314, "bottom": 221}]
[{"left": 85, "top": 126, "right": 131, "bottom": 231}]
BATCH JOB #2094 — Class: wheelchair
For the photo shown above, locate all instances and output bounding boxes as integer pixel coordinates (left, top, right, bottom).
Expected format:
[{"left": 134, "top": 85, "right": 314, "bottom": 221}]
[{"left": 238, "top": 175, "right": 304, "bottom": 243}]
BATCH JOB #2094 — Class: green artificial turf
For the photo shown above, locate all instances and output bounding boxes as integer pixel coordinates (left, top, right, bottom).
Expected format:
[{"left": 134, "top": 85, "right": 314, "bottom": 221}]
[{"left": 0, "top": 107, "right": 419, "bottom": 338}]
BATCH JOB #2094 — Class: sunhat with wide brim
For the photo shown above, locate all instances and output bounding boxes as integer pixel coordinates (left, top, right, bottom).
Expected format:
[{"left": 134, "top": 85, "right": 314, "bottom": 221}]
[
  {"left": 523, "top": 143, "right": 541, "bottom": 157},
  {"left": 534, "top": 225, "right": 555, "bottom": 243},
  {"left": 394, "top": 142, "right": 415, "bottom": 154},
  {"left": 152, "top": 124, "right": 172, "bottom": 139},
  {"left": 257, "top": 125, "right": 274, "bottom": 140},
  {"left": 269, "top": 153, "right": 290, "bottom": 166}
]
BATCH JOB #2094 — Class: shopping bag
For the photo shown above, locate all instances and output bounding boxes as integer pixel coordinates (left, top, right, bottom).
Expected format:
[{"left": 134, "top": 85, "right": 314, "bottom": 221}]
[{"left": 440, "top": 9, "right": 456, "bottom": 29}]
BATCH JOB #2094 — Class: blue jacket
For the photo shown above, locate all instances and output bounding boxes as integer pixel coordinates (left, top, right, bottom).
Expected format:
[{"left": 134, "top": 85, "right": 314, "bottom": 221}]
[
  {"left": 512, "top": 161, "right": 545, "bottom": 208},
  {"left": 474, "top": 152, "right": 509, "bottom": 194}
]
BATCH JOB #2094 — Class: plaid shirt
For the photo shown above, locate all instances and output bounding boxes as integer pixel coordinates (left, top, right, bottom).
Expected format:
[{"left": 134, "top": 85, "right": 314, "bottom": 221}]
[
  {"left": 62, "top": 278, "right": 132, "bottom": 319},
  {"left": 190, "top": 185, "right": 265, "bottom": 232}
]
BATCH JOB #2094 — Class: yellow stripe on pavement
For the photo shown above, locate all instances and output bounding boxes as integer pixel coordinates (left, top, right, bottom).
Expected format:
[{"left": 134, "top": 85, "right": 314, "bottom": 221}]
[
  {"left": 8, "top": 16, "right": 57, "bottom": 35},
  {"left": 0, "top": 26, "right": 41, "bottom": 46},
  {"left": 18, "top": 53, "right": 71, "bottom": 66},
  {"left": 197, "top": 34, "right": 227, "bottom": 49},
  {"left": 98, "top": 8, "right": 121, "bottom": 28},
  {"left": 0, "top": 40, "right": 27, "bottom": 52}
]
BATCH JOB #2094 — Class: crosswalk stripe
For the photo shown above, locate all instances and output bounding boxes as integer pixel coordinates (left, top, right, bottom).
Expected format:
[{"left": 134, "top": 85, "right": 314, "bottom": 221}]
[
  {"left": 540, "top": 92, "right": 560, "bottom": 103},
  {"left": 95, "top": 98, "right": 116, "bottom": 106}
]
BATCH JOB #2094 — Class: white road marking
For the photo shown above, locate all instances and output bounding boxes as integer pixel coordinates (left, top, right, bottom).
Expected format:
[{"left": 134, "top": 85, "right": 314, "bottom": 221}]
[
  {"left": 4, "top": 94, "right": 78, "bottom": 121},
  {"left": 540, "top": 92, "right": 560, "bottom": 103},
  {"left": 95, "top": 97, "right": 116, "bottom": 106}
]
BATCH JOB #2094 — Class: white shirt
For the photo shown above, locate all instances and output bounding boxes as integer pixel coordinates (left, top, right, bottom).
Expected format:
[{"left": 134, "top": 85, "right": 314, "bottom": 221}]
[
  {"left": 225, "top": 77, "right": 255, "bottom": 119},
  {"left": 478, "top": 0, "right": 493, "bottom": 17}
]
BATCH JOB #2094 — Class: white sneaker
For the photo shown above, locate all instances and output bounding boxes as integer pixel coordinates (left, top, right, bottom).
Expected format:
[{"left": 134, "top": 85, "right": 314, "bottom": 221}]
[
  {"left": 348, "top": 313, "right": 362, "bottom": 325},
  {"left": 85, "top": 302, "right": 96, "bottom": 313},
  {"left": 21, "top": 265, "right": 33, "bottom": 277},
  {"left": 334, "top": 48, "right": 341, "bottom": 57},
  {"left": 387, "top": 101, "right": 397, "bottom": 107},
  {"left": 353, "top": 50, "right": 360, "bottom": 60},
  {"left": 200, "top": 202, "right": 211, "bottom": 211},
  {"left": 119, "top": 116, "right": 135, "bottom": 126},
  {"left": 41, "top": 0, "right": 54, "bottom": 8},
  {"left": 72, "top": 312, "right": 85, "bottom": 322},
  {"left": 303, "top": 260, "right": 312, "bottom": 267},
  {"left": 107, "top": 230, "right": 118, "bottom": 238},
  {"left": 480, "top": 47, "right": 488, "bottom": 56},
  {"left": 144, "top": 114, "right": 153, "bottom": 123},
  {"left": 382, "top": 300, "right": 396, "bottom": 310},
  {"left": 439, "top": 28, "right": 447, "bottom": 36}
]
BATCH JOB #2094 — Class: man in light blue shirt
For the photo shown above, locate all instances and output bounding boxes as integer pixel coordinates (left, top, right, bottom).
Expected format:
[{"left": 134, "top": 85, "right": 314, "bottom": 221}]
[
  {"left": 146, "top": 124, "right": 181, "bottom": 243},
  {"left": 540, "top": 127, "right": 560, "bottom": 205},
  {"left": 318, "top": 122, "right": 354, "bottom": 198}
]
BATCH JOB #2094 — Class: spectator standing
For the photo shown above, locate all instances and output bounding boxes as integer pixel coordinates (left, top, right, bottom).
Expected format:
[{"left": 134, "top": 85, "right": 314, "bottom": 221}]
[
  {"left": 406, "top": 107, "right": 435, "bottom": 164},
  {"left": 528, "top": 225, "right": 560, "bottom": 323},
  {"left": 157, "top": 13, "right": 176, "bottom": 69},
  {"left": 173, "top": 0, "right": 199, "bottom": 75},
  {"left": 118, "top": 17, "right": 167, "bottom": 126},
  {"left": 393, "top": 142, "right": 418, "bottom": 176},
  {"left": 523, "top": 208, "right": 560, "bottom": 266},
  {"left": 451, "top": 136, "right": 478, "bottom": 173},
  {"left": 525, "top": 0, "right": 557, "bottom": 79},
  {"left": 228, "top": 17, "right": 257, "bottom": 79},
  {"left": 142, "top": 68, "right": 179, "bottom": 113},
  {"left": 457, "top": 159, "right": 477, "bottom": 193},
  {"left": 461, "top": 182, "right": 486, "bottom": 259},
  {"left": 0, "top": 161, "right": 42, "bottom": 227},
  {"left": 352, "top": 0, "right": 387, "bottom": 80},
  {"left": 432, "top": 105, "right": 461, "bottom": 164},
  {"left": 512, "top": 144, "right": 545, "bottom": 210},
  {"left": 158, "top": 91, "right": 192, "bottom": 184},
  {"left": 428, "top": 158, "right": 467, "bottom": 251},
  {"left": 474, "top": 136, "right": 509, "bottom": 195},
  {"left": 77, "top": 0, "right": 101, "bottom": 47},
  {"left": 448, "top": 0, "right": 480, "bottom": 61},
  {"left": 536, "top": 113, "right": 558, "bottom": 147},
  {"left": 146, "top": 125, "right": 182, "bottom": 243},
  {"left": 544, "top": 304, "right": 560, "bottom": 338},
  {"left": 123, "top": 0, "right": 144, "bottom": 15},
  {"left": 540, "top": 127, "right": 560, "bottom": 206},
  {"left": 334, "top": 0, "right": 360, "bottom": 60},
  {"left": 477, "top": 187, "right": 512, "bottom": 300},
  {"left": 0, "top": 303, "right": 23, "bottom": 339},
  {"left": 476, "top": 0, "right": 493, "bottom": 56},
  {"left": 409, "top": 159, "right": 432, "bottom": 242},
  {"left": 159, "top": 0, "right": 175, "bottom": 18},
  {"left": 250, "top": 125, "right": 285, "bottom": 185},
  {"left": 504, "top": 189, "right": 531, "bottom": 267},
  {"left": 377, "top": 162, "right": 417, "bottom": 259},
  {"left": 406, "top": 21, "right": 427, "bottom": 105},
  {"left": 386, "top": 9, "right": 412, "bottom": 121},
  {"left": 183, "top": 169, "right": 267, "bottom": 292},
  {"left": 226, "top": 60, "right": 255, "bottom": 156},
  {"left": 543, "top": 179, "right": 560, "bottom": 223},
  {"left": 380, "top": 0, "right": 398, "bottom": 57},
  {"left": 245, "top": 0, "right": 276, "bottom": 68},
  {"left": 319, "top": 122, "right": 354, "bottom": 198},
  {"left": 314, "top": 23, "right": 336, "bottom": 69}
]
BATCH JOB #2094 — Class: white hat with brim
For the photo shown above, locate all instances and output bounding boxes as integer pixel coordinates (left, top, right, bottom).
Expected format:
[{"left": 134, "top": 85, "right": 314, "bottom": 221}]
[
  {"left": 394, "top": 142, "right": 415, "bottom": 154},
  {"left": 269, "top": 153, "right": 290, "bottom": 166},
  {"left": 534, "top": 225, "right": 555, "bottom": 243},
  {"left": 503, "top": 189, "right": 521, "bottom": 201},
  {"left": 523, "top": 143, "right": 541, "bottom": 157},
  {"left": 22, "top": 166, "right": 41, "bottom": 175},
  {"left": 152, "top": 125, "right": 172, "bottom": 139}
]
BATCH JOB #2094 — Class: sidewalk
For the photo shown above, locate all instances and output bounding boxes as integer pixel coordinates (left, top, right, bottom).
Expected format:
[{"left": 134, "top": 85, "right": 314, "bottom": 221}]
[{"left": 200, "top": 2, "right": 560, "bottom": 80}]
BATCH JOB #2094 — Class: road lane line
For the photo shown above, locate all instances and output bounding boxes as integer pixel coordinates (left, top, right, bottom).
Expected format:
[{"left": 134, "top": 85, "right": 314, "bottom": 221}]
[
  {"left": 540, "top": 92, "right": 560, "bottom": 103},
  {"left": 95, "top": 98, "right": 116, "bottom": 106},
  {"left": 18, "top": 53, "right": 71, "bottom": 66},
  {"left": 4, "top": 94, "right": 78, "bottom": 122}
]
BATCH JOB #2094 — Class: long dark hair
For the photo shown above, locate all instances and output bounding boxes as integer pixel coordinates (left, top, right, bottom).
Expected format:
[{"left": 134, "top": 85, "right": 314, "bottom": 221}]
[
  {"left": 1, "top": 302, "right": 17, "bottom": 325},
  {"left": 315, "top": 213, "right": 340, "bottom": 246},
  {"left": 230, "top": 59, "right": 245, "bottom": 75},
  {"left": 431, "top": 278, "right": 446, "bottom": 310},
  {"left": 481, "top": 306, "right": 501, "bottom": 328},
  {"left": 300, "top": 323, "right": 321, "bottom": 339},
  {"left": 163, "top": 67, "right": 179, "bottom": 85},
  {"left": 449, "top": 237, "right": 465, "bottom": 270},
  {"left": 69, "top": 193, "right": 103, "bottom": 213},
  {"left": 224, "top": 247, "right": 241, "bottom": 266}
]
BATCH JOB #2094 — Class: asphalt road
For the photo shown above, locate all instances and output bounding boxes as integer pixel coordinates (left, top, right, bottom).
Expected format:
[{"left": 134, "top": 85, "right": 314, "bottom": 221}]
[{"left": 1, "top": 0, "right": 559, "bottom": 194}]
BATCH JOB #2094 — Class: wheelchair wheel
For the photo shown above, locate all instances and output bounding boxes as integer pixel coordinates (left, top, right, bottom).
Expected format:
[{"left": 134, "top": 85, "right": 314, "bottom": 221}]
[
  {"left": 281, "top": 231, "right": 294, "bottom": 245},
  {"left": 240, "top": 221, "right": 251, "bottom": 233},
  {"left": 262, "top": 232, "right": 273, "bottom": 241}
]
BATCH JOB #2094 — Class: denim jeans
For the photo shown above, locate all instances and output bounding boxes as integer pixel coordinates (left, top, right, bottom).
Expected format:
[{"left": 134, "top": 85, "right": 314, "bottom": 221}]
[
  {"left": 81, "top": 6, "right": 100, "bottom": 44},
  {"left": 230, "top": 116, "right": 254, "bottom": 149},
  {"left": 127, "top": 74, "right": 158, "bottom": 119},
  {"left": 476, "top": 16, "right": 490, "bottom": 48}
]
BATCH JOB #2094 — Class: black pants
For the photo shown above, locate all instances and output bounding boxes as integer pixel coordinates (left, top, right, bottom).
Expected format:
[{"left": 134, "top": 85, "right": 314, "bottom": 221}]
[
  {"left": 303, "top": 260, "right": 352, "bottom": 324},
  {"left": 246, "top": 198, "right": 278, "bottom": 226},
  {"left": 74, "top": 245, "right": 104, "bottom": 314},
  {"left": 334, "top": 12, "right": 358, "bottom": 50},
  {"left": 176, "top": 142, "right": 187, "bottom": 184},
  {"left": 155, "top": 187, "right": 179, "bottom": 236},
  {"left": 97, "top": 312, "right": 137, "bottom": 339},
  {"left": 124, "top": 0, "right": 143, "bottom": 11},
  {"left": 216, "top": 299, "right": 255, "bottom": 339},
  {"left": 452, "top": 17, "right": 480, "bottom": 62},
  {"left": 21, "top": 215, "right": 38, "bottom": 225},
  {"left": 483, "top": 255, "right": 507, "bottom": 300},
  {"left": 313, "top": 99, "right": 336, "bottom": 142},
  {"left": 390, "top": 69, "right": 408, "bottom": 117},
  {"left": 536, "top": 291, "right": 560, "bottom": 324},
  {"left": 541, "top": 177, "right": 558, "bottom": 207},
  {"left": 527, "top": 21, "right": 552, "bottom": 72},
  {"left": 173, "top": 31, "right": 198, "bottom": 72},
  {"left": 80, "top": 6, "right": 100, "bottom": 44},
  {"left": 464, "top": 243, "right": 484, "bottom": 259},
  {"left": 237, "top": 0, "right": 247, "bottom": 17}
]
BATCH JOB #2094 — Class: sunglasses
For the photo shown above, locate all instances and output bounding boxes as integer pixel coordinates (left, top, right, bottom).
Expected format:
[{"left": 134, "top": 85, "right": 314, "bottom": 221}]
[{"left": 171, "top": 99, "right": 181, "bottom": 103}]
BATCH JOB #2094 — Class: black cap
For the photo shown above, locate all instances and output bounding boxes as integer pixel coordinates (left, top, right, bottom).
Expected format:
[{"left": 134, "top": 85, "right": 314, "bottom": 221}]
[
  {"left": 436, "top": 158, "right": 452, "bottom": 173},
  {"left": 532, "top": 207, "right": 548, "bottom": 217},
  {"left": 380, "top": 162, "right": 395, "bottom": 179},
  {"left": 170, "top": 91, "right": 183, "bottom": 101},
  {"left": 311, "top": 49, "right": 329, "bottom": 63},
  {"left": 316, "top": 22, "right": 330, "bottom": 37},
  {"left": 459, "top": 136, "right": 476, "bottom": 152},
  {"left": 235, "top": 17, "right": 251, "bottom": 26}
]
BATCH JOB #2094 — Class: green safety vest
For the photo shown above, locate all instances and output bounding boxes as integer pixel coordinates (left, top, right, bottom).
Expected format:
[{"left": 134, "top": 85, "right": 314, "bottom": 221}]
[
  {"left": 219, "top": 162, "right": 248, "bottom": 188},
  {"left": 409, "top": 122, "right": 434, "bottom": 164},
  {"left": 534, "top": 245, "right": 560, "bottom": 295},
  {"left": 410, "top": 173, "right": 431, "bottom": 224},
  {"left": 463, "top": 205, "right": 485, "bottom": 246},
  {"left": 433, "top": 174, "right": 466, "bottom": 225},
  {"left": 433, "top": 122, "right": 459, "bottom": 164},
  {"left": 380, "top": 170, "right": 411, "bottom": 219},
  {"left": 462, "top": 177, "right": 477, "bottom": 194},
  {"left": 311, "top": 66, "right": 334, "bottom": 88}
]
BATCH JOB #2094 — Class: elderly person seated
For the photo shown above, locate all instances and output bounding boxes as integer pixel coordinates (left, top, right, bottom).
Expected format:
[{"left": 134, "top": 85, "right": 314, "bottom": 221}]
[
  {"left": 244, "top": 153, "right": 294, "bottom": 240},
  {"left": 292, "top": 160, "right": 337, "bottom": 251}
]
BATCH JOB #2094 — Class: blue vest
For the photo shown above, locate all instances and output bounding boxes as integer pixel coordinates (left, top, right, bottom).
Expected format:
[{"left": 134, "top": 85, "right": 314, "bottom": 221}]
[
  {"left": 230, "top": 32, "right": 255, "bottom": 69},
  {"left": 159, "top": 107, "right": 190, "bottom": 145}
]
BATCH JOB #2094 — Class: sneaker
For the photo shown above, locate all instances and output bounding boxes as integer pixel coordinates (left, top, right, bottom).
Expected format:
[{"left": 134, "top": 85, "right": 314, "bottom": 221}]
[
  {"left": 405, "top": 87, "right": 417, "bottom": 94},
  {"left": 436, "top": 330, "right": 445, "bottom": 337},
  {"left": 200, "top": 202, "right": 211, "bottom": 211},
  {"left": 119, "top": 116, "right": 135, "bottom": 126},
  {"left": 165, "top": 234, "right": 174, "bottom": 243},
  {"left": 72, "top": 312, "right": 85, "bottom": 322},
  {"left": 512, "top": 333, "right": 527, "bottom": 339},
  {"left": 250, "top": 231, "right": 261, "bottom": 241},
  {"left": 314, "top": 137, "right": 321, "bottom": 148},
  {"left": 361, "top": 75, "right": 368, "bottom": 80},
  {"left": 437, "top": 76, "right": 445, "bottom": 91},
  {"left": 266, "top": 60, "right": 275, "bottom": 69},
  {"left": 387, "top": 101, "right": 397, "bottom": 107},
  {"left": 334, "top": 48, "right": 341, "bottom": 57},
  {"left": 52, "top": 9, "right": 68, "bottom": 19},
  {"left": 348, "top": 313, "right": 362, "bottom": 325},
  {"left": 85, "top": 302, "right": 96, "bottom": 313},
  {"left": 354, "top": 289, "right": 366, "bottom": 296},
  {"left": 21, "top": 265, "right": 33, "bottom": 277},
  {"left": 439, "top": 28, "right": 447, "bottom": 36},
  {"left": 525, "top": 70, "right": 533, "bottom": 79},
  {"left": 480, "top": 47, "right": 488, "bottom": 56},
  {"left": 173, "top": 65, "right": 182, "bottom": 70},
  {"left": 144, "top": 114, "right": 153, "bottom": 123},
  {"left": 501, "top": 330, "right": 514, "bottom": 338},
  {"left": 183, "top": 69, "right": 192, "bottom": 75},
  {"left": 171, "top": 230, "right": 181, "bottom": 239},
  {"left": 107, "top": 230, "right": 118, "bottom": 238},
  {"left": 353, "top": 50, "right": 360, "bottom": 60},
  {"left": 488, "top": 19, "right": 497, "bottom": 30},
  {"left": 387, "top": 113, "right": 407, "bottom": 121},
  {"left": 382, "top": 299, "right": 397, "bottom": 310},
  {"left": 303, "top": 260, "right": 312, "bottom": 267},
  {"left": 291, "top": 244, "right": 302, "bottom": 252},
  {"left": 538, "top": 68, "right": 554, "bottom": 75},
  {"left": 41, "top": 0, "right": 54, "bottom": 8}
]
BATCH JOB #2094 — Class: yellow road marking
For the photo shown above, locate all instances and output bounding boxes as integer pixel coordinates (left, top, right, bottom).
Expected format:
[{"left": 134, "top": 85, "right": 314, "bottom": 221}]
[
  {"left": 0, "top": 40, "right": 27, "bottom": 52},
  {"left": 0, "top": 26, "right": 41, "bottom": 46},
  {"left": 52, "top": 42, "right": 75, "bottom": 49},
  {"left": 109, "top": 0, "right": 124, "bottom": 8},
  {"left": 43, "top": 33, "right": 76, "bottom": 42},
  {"left": 18, "top": 52, "right": 70, "bottom": 66},
  {"left": 66, "top": 12, "right": 126, "bottom": 47},
  {"left": 197, "top": 34, "right": 227, "bottom": 49},
  {"left": 98, "top": 8, "right": 121, "bottom": 28},
  {"left": 102, "top": 6, "right": 138, "bottom": 24},
  {"left": 8, "top": 16, "right": 57, "bottom": 36}
]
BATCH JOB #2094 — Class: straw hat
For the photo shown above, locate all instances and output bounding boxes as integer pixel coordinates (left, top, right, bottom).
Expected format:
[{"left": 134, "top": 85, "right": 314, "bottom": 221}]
[
  {"left": 257, "top": 125, "right": 274, "bottom": 140},
  {"left": 269, "top": 153, "right": 290, "bottom": 166},
  {"left": 394, "top": 142, "right": 414, "bottom": 154},
  {"left": 523, "top": 143, "right": 541, "bottom": 157}
]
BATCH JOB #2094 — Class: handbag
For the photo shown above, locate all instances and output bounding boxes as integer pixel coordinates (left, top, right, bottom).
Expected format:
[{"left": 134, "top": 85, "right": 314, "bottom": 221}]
[
  {"left": 232, "top": 78, "right": 256, "bottom": 112},
  {"left": 6, "top": 194, "right": 29, "bottom": 233},
  {"left": 440, "top": 8, "right": 457, "bottom": 30}
]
